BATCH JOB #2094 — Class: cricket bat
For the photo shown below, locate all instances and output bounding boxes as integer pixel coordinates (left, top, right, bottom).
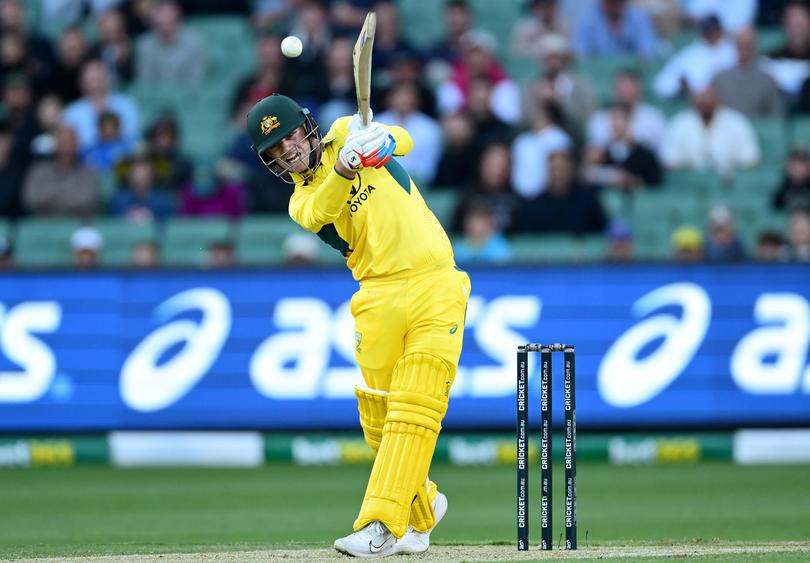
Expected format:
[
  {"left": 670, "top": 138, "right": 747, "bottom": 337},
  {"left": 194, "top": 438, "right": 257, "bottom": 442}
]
[{"left": 352, "top": 12, "right": 376, "bottom": 127}]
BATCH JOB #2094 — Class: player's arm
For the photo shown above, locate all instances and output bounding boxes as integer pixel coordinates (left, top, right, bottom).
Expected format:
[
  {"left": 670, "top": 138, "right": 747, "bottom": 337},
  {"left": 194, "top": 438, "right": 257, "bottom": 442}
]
[{"left": 289, "top": 172, "right": 354, "bottom": 232}]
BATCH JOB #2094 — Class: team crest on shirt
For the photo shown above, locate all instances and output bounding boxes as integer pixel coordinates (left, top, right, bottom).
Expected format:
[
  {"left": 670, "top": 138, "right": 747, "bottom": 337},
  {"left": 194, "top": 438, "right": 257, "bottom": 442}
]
[
  {"left": 355, "top": 331, "right": 363, "bottom": 352},
  {"left": 260, "top": 115, "right": 280, "bottom": 135}
]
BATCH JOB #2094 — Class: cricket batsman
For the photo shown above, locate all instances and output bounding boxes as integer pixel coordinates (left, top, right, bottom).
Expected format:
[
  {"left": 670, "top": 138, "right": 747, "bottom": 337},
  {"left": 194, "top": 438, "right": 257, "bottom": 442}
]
[{"left": 246, "top": 94, "right": 470, "bottom": 557}]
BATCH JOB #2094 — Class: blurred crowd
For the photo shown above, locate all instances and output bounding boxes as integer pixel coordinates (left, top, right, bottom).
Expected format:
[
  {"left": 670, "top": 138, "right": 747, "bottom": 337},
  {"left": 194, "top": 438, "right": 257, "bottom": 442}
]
[{"left": 0, "top": 0, "right": 809, "bottom": 269}]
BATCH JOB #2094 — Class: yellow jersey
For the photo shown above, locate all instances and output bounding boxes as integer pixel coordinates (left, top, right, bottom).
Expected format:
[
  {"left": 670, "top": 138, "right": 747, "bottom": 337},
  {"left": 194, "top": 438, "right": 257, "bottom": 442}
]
[{"left": 288, "top": 116, "right": 455, "bottom": 281}]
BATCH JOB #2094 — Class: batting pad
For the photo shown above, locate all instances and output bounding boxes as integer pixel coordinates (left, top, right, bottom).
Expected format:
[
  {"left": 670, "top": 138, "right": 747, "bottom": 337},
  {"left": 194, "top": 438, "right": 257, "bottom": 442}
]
[
  {"left": 354, "top": 353, "right": 450, "bottom": 538},
  {"left": 355, "top": 386, "right": 388, "bottom": 452},
  {"left": 409, "top": 478, "right": 439, "bottom": 532}
]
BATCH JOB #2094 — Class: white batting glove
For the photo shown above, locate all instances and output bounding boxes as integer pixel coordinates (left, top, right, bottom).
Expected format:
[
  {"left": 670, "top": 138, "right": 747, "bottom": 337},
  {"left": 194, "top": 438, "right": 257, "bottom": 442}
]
[
  {"left": 348, "top": 109, "right": 374, "bottom": 133},
  {"left": 338, "top": 126, "right": 388, "bottom": 170}
]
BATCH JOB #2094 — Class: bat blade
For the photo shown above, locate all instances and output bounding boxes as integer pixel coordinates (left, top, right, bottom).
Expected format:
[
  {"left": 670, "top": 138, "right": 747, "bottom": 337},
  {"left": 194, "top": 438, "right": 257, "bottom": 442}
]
[{"left": 352, "top": 12, "right": 376, "bottom": 126}]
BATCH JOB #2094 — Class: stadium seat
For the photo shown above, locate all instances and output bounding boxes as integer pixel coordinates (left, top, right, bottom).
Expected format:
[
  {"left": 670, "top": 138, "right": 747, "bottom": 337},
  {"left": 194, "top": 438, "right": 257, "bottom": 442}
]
[
  {"left": 14, "top": 218, "right": 83, "bottom": 268},
  {"left": 236, "top": 215, "right": 302, "bottom": 265},
  {"left": 423, "top": 190, "right": 460, "bottom": 231},
  {"left": 162, "top": 217, "right": 233, "bottom": 266},
  {"left": 93, "top": 219, "right": 158, "bottom": 267},
  {"left": 510, "top": 234, "right": 603, "bottom": 263},
  {"left": 752, "top": 117, "right": 788, "bottom": 163}
]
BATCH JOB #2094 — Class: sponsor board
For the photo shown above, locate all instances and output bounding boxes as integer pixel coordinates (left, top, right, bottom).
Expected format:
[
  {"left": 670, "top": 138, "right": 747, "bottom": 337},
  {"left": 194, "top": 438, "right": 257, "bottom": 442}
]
[{"left": 0, "top": 265, "right": 808, "bottom": 430}]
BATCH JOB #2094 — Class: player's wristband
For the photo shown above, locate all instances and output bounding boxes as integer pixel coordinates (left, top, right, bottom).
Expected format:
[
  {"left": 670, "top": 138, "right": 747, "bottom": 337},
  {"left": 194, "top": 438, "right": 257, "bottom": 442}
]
[{"left": 334, "top": 165, "right": 356, "bottom": 180}]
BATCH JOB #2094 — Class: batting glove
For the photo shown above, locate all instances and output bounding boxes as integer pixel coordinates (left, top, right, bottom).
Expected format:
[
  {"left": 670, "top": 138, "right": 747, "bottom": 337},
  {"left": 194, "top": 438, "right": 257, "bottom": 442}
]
[
  {"left": 339, "top": 126, "right": 392, "bottom": 170},
  {"left": 359, "top": 131, "right": 396, "bottom": 169},
  {"left": 348, "top": 110, "right": 374, "bottom": 133}
]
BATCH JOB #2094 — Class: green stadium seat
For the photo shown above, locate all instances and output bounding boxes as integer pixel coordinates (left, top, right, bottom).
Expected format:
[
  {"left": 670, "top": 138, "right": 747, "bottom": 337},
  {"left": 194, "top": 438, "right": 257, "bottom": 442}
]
[
  {"left": 632, "top": 190, "right": 704, "bottom": 229},
  {"left": 236, "top": 214, "right": 302, "bottom": 265},
  {"left": 423, "top": 190, "right": 460, "bottom": 231},
  {"left": 751, "top": 117, "right": 788, "bottom": 162},
  {"left": 15, "top": 218, "right": 83, "bottom": 267},
  {"left": 599, "top": 189, "right": 633, "bottom": 223},
  {"left": 510, "top": 234, "right": 604, "bottom": 263},
  {"left": 162, "top": 217, "right": 233, "bottom": 266},
  {"left": 790, "top": 117, "right": 810, "bottom": 147},
  {"left": 633, "top": 219, "right": 673, "bottom": 261},
  {"left": 93, "top": 219, "right": 158, "bottom": 267}
]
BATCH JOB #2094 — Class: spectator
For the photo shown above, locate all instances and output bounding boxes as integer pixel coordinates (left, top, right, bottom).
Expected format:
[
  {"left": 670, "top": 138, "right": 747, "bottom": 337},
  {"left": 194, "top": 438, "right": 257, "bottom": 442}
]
[
  {"left": 606, "top": 220, "right": 633, "bottom": 262},
  {"left": 453, "top": 200, "right": 512, "bottom": 265},
  {"left": 377, "top": 81, "right": 442, "bottom": 185},
  {"left": 704, "top": 204, "right": 746, "bottom": 261},
  {"left": 120, "top": 0, "right": 152, "bottom": 37},
  {"left": 764, "top": 1, "right": 810, "bottom": 95},
  {"left": 524, "top": 34, "right": 595, "bottom": 127},
  {"left": 380, "top": 49, "right": 436, "bottom": 117},
  {"left": 22, "top": 125, "right": 100, "bottom": 218},
  {"left": 144, "top": 114, "right": 192, "bottom": 191},
  {"left": 2, "top": 73, "right": 37, "bottom": 164},
  {"left": 632, "top": 0, "right": 681, "bottom": 44},
  {"left": 671, "top": 225, "right": 704, "bottom": 262},
  {"left": 653, "top": 15, "right": 736, "bottom": 99},
  {"left": 437, "top": 30, "right": 521, "bottom": 125},
  {"left": 466, "top": 79, "right": 514, "bottom": 146},
  {"left": 47, "top": 26, "right": 90, "bottom": 103},
  {"left": 711, "top": 27, "right": 784, "bottom": 116},
  {"left": 452, "top": 142, "right": 518, "bottom": 234},
  {"left": 330, "top": 0, "right": 375, "bottom": 34},
  {"left": 135, "top": 0, "right": 205, "bottom": 86},
  {"left": 755, "top": 230, "right": 786, "bottom": 262},
  {"left": 434, "top": 112, "right": 478, "bottom": 189},
  {"left": 30, "top": 93, "right": 63, "bottom": 158},
  {"left": 0, "top": 117, "right": 25, "bottom": 218},
  {"left": 0, "top": 235, "right": 13, "bottom": 269},
  {"left": 585, "top": 104, "right": 662, "bottom": 189},
  {"left": 131, "top": 240, "right": 160, "bottom": 268},
  {"left": 180, "top": 160, "right": 245, "bottom": 219},
  {"left": 91, "top": 9, "right": 135, "bottom": 85},
  {"left": 109, "top": 151, "right": 174, "bottom": 221},
  {"left": 70, "top": 225, "right": 103, "bottom": 269},
  {"left": 784, "top": 209, "right": 810, "bottom": 261},
  {"left": 426, "top": 0, "right": 473, "bottom": 64},
  {"left": 511, "top": 0, "right": 569, "bottom": 61},
  {"left": 0, "top": 0, "right": 54, "bottom": 85},
  {"left": 231, "top": 34, "right": 289, "bottom": 118},
  {"left": 40, "top": 0, "right": 121, "bottom": 29},
  {"left": 207, "top": 240, "right": 235, "bottom": 268},
  {"left": 316, "top": 36, "right": 356, "bottom": 130},
  {"left": 252, "top": 0, "right": 293, "bottom": 31},
  {"left": 573, "top": 0, "right": 658, "bottom": 58},
  {"left": 660, "top": 87, "right": 760, "bottom": 174},
  {"left": 370, "top": 1, "right": 419, "bottom": 73},
  {"left": 282, "top": 232, "right": 320, "bottom": 266},
  {"left": 773, "top": 146, "right": 810, "bottom": 212},
  {"left": 587, "top": 68, "right": 666, "bottom": 154},
  {"left": 82, "top": 111, "right": 134, "bottom": 172},
  {"left": 798, "top": 76, "right": 810, "bottom": 112},
  {"left": 681, "top": 0, "right": 757, "bottom": 33},
  {"left": 283, "top": 0, "right": 330, "bottom": 108},
  {"left": 516, "top": 149, "right": 608, "bottom": 234},
  {"left": 512, "top": 101, "right": 572, "bottom": 198},
  {"left": 63, "top": 59, "right": 139, "bottom": 150}
]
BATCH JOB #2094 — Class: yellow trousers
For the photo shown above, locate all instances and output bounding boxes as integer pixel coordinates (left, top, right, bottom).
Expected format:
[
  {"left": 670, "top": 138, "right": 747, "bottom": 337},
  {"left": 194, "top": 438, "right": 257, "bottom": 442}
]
[{"left": 351, "top": 264, "right": 470, "bottom": 537}]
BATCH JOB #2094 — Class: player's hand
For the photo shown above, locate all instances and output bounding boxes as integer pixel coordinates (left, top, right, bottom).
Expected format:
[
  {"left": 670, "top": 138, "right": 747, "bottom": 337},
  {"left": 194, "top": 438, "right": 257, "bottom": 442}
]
[
  {"left": 339, "top": 126, "right": 393, "bottom": 170},
  {"left": 359, "top": 128, "right": 396, "bottom": 169},
  {"left": 348, "top": 110, "right": 374, "bottom": 133}
]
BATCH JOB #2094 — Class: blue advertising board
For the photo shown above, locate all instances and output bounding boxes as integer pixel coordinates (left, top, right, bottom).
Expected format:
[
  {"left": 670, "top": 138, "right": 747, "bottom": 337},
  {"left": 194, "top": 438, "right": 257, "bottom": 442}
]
[{"left": 0, "top": 264, "right": 808, "bottom": 431}]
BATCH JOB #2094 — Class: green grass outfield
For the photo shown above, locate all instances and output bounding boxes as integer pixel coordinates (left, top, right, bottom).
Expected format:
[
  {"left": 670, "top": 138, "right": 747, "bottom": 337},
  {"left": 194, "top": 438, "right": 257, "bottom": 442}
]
[{"left": 1, "top": 462, "right": 809, "bottom": 561}]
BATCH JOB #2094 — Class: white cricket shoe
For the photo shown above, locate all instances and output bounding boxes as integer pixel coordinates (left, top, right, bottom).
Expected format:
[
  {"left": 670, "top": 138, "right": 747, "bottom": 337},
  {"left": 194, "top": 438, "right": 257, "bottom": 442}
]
[
  {"left": 333, "top": 520, "right": 397, "bottom": 558},
  {"left": 391, "top": 491, "right": 448, "bottom": 555}
]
